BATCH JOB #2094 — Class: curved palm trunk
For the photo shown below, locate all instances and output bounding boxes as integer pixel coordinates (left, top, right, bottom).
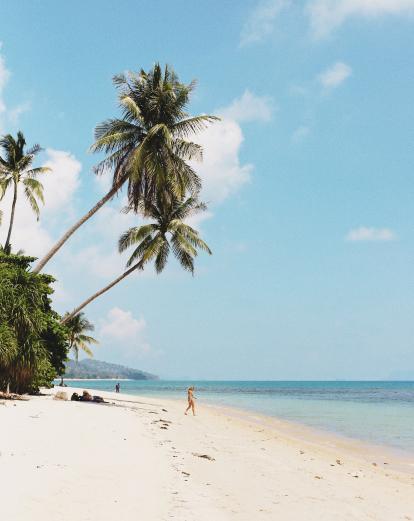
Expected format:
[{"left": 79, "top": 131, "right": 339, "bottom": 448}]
[
  {"left": 61, "top": 263, "right": 140, "bottom": 325},
  {"left": 33, "top": 179, "right": 125, "bottom": 274},
  {"left": 4, "top": 181, "right": 18, "bottom": 252}
]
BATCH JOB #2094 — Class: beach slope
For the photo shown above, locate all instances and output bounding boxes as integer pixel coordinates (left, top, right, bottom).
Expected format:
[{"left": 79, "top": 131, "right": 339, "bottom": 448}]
[{"left": 1, "top": 388, "right": 413, "bottom": 520}]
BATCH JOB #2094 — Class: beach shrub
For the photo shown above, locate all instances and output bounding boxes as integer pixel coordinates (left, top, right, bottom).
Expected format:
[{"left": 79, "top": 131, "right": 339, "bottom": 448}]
[{"left": 0, "top": 253, "right": 69, "bottom": 393}]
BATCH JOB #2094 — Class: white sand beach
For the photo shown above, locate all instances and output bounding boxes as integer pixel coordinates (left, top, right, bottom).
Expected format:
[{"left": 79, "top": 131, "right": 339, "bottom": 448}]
[{"left": 1, "top": 387, "right": 413, "bottom": 521}]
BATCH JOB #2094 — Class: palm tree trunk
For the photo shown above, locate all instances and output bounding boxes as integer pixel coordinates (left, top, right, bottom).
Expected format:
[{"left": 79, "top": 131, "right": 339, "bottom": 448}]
[
  {"left": 4, "top": 181, "right": 18, "bottom": 252},
  {"left": 32, "top": 179, "right": 125, "bottom": 274},
  {"left": 61, "top": 263, "right": 141, "bottom": 325}
]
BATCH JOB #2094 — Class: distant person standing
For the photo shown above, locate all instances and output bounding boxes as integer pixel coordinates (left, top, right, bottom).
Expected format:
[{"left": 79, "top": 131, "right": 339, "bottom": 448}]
[
  {"left": 185, "top": 386, "right": 196, "bottom": 416},
  {"left": 115, "top": 382, "right": 120, "bottom": 393}
]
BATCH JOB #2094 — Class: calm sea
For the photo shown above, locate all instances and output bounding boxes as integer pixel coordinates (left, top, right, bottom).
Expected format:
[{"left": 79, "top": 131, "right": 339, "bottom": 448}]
[{"left": 60, "top": 379, "right": 414, "bottom": 453}]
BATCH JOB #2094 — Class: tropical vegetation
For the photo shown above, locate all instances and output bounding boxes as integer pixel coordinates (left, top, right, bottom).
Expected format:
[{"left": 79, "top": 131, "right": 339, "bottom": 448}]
[
  {"left": 62, "top": 193, "right": 211, "bottom": 323},
  {"left": 0, "top": 254, "right": 68, "bottom": 393},
  {"left": 33, "top": 63, "right": 216, "bottom": 274},
  {"left": 0, "top": 132, "right": 50, "bottom": 254},
  {"left": 0, "top": 63, "right": 215, "bottom": 394},
  {"left": 63, "top": 312, "right": 98, "bottom": 362}
]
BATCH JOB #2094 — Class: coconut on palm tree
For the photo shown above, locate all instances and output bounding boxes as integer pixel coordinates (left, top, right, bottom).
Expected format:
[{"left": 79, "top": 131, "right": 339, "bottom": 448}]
[
  {"left": 62, "top": 193, "right": 211, "bottom": 324},
  {"left": 0, "top": 131, "right": 50, "bottom": 253},
  {"left": 33, "top": 63, "right": 217, "bottom": 274},
  {"left": 63, "top": 312, "right": 99, "bottom": 362}
]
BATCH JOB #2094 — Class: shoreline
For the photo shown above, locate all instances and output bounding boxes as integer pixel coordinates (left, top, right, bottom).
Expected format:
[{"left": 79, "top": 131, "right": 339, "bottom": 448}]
[
  {"left": 60, "top": 381, "right": 414, "bottom": 462},
  {"left": 2, "top": 386, "right": 414, "bottom": 520}
]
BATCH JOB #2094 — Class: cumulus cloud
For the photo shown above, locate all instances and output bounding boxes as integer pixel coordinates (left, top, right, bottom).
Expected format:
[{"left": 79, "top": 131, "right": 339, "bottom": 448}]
[
  {"left": 240, "top": 0, "right": 290, "bottom": 46},
  {"left": 318, "top": 62, "right": 352, "bottom": 89},
  {"left": 194, "top": 118, "right": 252, "bottom": 206},
  {"left": 99, "top": 307, "right": 153, "bottom": 357},
  {"left": 0, "top": 148, "right": 82, "bottom": 256},
  {"left": 345, "top": 226, "right": 396, "bottom": 242},
  {"left": 42, "top": 149, "right": 82, "bottom": 213},
  {"left": 218, "top": 90, "right": 274, "bottom": 123},
  {"left": 307, "top": 0, "right": 414, "bottom": 39}
]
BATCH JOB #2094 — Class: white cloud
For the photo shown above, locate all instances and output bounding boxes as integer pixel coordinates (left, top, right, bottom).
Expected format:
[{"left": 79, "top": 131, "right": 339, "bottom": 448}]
[
  {"left": 240, "top": 0, "right": 290, "bottom": 46},
  {"left": 345, "top": 226, "right": 396, "bottom": 242},
  {"left": 42, "top": 149, "right": 82, "bottom": 213},
  {"left": 99, "top": 307, "right": 153, "bottom": 356},
  {"left": 292, "top": 125, "right": 310, "bottom": 143},
  {"left": 0, "top": 148, "right": 82, "bottom": 256},
  {"left": 307, "top": 0, "right": 414, "bottom": 39},
  {"left": 218, "top": 90, "right": 274, "bottom": 123},
  {"left": 194, "top": 118, "right": 252, "bottom": 206},
  {"left": 318, "top": 62, "right": 352, "bottom": 89},
  {"left": 72, "top": 246, "right": 125, "bottom": 279}
]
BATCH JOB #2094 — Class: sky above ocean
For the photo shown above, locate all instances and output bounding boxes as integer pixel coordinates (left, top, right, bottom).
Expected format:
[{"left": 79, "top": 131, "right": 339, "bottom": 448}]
[{"left": 0, "top": 0, "right": 413, "bottom": 379}]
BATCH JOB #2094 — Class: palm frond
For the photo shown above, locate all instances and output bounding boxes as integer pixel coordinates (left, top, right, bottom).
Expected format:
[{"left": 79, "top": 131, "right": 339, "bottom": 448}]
[
  {"left": 118, "top": 224, "right": 156, "bottom": 252},
  {"left": 173, "top": 115, "right": 219, "bottom": 137},
  {"left": 24, "top": 187, "right": 41, "bottom": 218}
]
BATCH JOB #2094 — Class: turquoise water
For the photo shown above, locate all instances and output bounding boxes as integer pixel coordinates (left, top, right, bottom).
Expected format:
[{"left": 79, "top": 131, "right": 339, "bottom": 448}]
[{"left": 61, "top": 380, "right": 414, "bottom": 453}]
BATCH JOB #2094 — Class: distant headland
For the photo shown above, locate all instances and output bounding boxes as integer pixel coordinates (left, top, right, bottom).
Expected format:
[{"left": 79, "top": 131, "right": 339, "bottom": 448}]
[{"left": 64, "top": 359, "right": 158, "bottom": 380}]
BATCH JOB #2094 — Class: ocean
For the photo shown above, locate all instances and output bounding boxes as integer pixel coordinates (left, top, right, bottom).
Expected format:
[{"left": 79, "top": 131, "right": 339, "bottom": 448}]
[{"left": 60, "top": 379, "right": 414, "bottom": 454}]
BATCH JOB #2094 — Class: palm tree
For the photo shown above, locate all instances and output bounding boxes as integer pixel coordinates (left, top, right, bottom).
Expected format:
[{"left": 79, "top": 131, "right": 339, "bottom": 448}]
[
  {"left": 0, "top": 132, "right": 50, "bottom": 252},
  {"left": 63, "top": 312, "right": 98, "bottom": 362},
  {"left": 61, "top": 194, "right": 211, "bottom": 324},
  {"left": 33, "top": 63, "right": 217, "bottom": 274}
]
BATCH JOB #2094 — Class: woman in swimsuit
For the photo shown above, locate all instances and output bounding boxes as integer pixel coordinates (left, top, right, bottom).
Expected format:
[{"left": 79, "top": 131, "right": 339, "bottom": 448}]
[{"left": 185, "top": 386, "right": 196, "bottom": 416}]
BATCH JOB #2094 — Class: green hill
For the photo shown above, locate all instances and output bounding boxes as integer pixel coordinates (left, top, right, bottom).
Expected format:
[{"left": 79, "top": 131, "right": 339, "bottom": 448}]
[{"left": 64, "top": 359, "right": 158, "bottom": 380}]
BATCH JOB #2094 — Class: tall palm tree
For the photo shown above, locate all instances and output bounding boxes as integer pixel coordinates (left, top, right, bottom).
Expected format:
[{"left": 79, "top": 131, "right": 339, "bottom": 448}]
[
  {"left": 33, "top": 63, "right": 217, "bottom": 274},
  {"left": 0, "top": 132, "right": 50, "bottom": 252},
  {"left": 61, "top": 194, "right": 211, "bottom": 324},
  {"left": 63, "top": 312, "right": 98, "bottom": 362}
]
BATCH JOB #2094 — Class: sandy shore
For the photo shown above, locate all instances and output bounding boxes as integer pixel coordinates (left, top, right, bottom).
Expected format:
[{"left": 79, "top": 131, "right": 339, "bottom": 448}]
[{"left": 1, "top": 387, "right": 413, "bottom": 520}]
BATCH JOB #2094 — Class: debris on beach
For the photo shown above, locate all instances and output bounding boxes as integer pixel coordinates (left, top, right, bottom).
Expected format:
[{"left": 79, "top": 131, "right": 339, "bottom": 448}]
[{"left": 192, "top": 453, "right": 215, "bottom": 461}]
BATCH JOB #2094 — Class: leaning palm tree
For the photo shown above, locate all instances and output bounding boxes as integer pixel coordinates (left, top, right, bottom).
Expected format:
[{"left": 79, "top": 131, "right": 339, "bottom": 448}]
[
  {"left": 61, "top": 194, "right": 211, "bottom": 324},
  {"left": 33, "top": 63, "right": 217, "bottom": 274},
  {"left": 63, "top": 312, "right": 98, "bottom": 362},
  {"left": 0, "top": 132, "right": 50, "bottom": 252}
]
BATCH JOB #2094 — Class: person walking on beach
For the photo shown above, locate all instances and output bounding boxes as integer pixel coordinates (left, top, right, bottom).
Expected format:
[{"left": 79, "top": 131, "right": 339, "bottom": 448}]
[
  {"left": 185, "top": 386, "right": 196, "bottom": 416},
  {"left": 115, "top": 382, "right": 120, "bottom": 393}
]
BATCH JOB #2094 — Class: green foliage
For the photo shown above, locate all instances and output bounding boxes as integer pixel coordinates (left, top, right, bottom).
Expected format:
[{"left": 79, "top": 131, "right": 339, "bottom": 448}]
[
  {"left": 63, "top": 311, "right": 98, "bottom": 362},
  {"left": 0, "top": 254, "right": 69, "bottom": 393},
  {"left": 91, "top": 63, "right": 218, "bottom": 210},
  {"left": 119, "top": 193, "right": 212, "bottom": 274},
  {"left": 0, "top": 131, "right": 51, "bottom": 251}
]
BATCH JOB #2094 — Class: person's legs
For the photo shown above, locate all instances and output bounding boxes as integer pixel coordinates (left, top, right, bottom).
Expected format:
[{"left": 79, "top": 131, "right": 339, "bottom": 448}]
[
  {"left": 191, "top": 400, "right": 196, "bottom": 416},
  {"left": 185, "top": 402, "right": 191, "bottom": 415}
]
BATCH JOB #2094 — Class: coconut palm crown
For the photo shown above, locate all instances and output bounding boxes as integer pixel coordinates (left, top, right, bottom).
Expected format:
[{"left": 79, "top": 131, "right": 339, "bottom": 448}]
[
  {"left": 63, "top": 312, "right": 98, "bottom": 362},
  {"left": 91, "top": 63, "right": 218, "bottom": 210},
  {"left": 119, "top": 193, "right": 212, "bottom": 274},
  {"left": 61, "top": 194, "right": 212, "bottom": 325},
  {"left": 0, "top": 131, "right": 50, "bottom": 252}
]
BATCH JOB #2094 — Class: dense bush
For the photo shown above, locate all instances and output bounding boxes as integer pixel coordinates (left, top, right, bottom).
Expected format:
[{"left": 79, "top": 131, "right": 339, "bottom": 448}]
[{"left": 0, "top": 254, "right": 69, "bottom": 393}]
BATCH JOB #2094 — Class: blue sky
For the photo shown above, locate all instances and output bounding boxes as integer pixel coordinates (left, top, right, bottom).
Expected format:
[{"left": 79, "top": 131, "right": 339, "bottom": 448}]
[{"left": 1, "top": 0, "right": 413, "bottom": 379}]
